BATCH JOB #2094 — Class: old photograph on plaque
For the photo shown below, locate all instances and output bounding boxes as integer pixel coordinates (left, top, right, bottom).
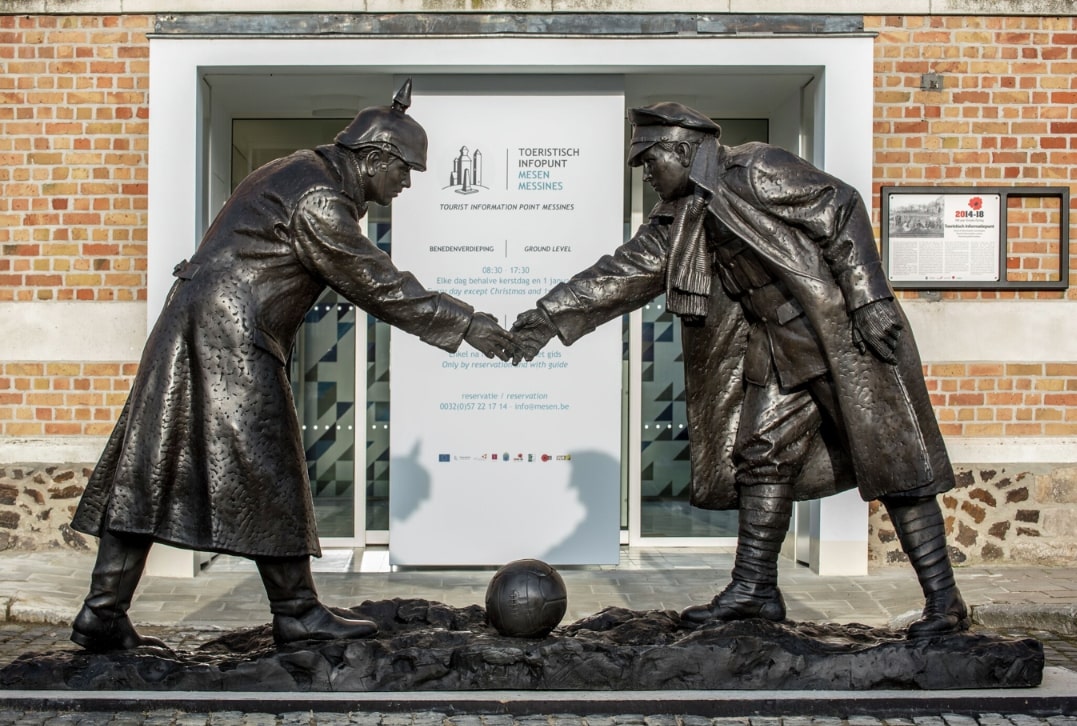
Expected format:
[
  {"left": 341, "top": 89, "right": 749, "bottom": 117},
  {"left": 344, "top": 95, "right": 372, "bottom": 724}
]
[{"left": 885, "top": 190, "right": 1001, "bottom": 284}]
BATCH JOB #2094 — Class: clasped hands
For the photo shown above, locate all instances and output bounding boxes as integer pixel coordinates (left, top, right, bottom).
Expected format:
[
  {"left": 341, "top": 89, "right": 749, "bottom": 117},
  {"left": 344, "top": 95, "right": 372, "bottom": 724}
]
[{"left": 461, "top": 308, "right": 558, "bottom": 365}]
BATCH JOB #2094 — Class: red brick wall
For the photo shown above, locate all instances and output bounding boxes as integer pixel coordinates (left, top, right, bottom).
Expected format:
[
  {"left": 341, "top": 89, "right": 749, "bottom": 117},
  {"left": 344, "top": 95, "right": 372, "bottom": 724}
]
[
  {"left": 868, "top": 14, "right": 1077, "bottom": 303},
  {"left": 0, "top": 362, "right": 136, "bottom": 438},
  {"left": 0, "top": 14, "right": 151, "bottom": 304},
  {"left": 1, "top": 14, "right": 150, "bottom": 442},
  {"left": 866, "top": 15, "right": 1077, "bottom": 564},
  {"left": 0, "top": 13, "right": 1074, "bottom": 440},
  {"left": 927, "top": 363, "right": 1077, "bottom": 438},
  {"left": 1006, "top": 195, "right": 1066, "bottom": 284},
  {"left": 869, "top": 14, "right": 1077, "bottom": 440}
]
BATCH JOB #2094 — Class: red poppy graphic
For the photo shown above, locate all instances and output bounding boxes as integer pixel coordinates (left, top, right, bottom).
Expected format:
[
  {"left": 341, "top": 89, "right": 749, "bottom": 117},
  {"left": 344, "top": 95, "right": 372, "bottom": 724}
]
[{"left": 968, "top": 197, "right": 983, "bottom": 211}]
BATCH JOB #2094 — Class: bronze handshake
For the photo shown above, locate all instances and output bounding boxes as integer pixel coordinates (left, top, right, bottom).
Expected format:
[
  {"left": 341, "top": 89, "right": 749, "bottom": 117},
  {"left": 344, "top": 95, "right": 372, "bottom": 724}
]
[{"left": 464, "top": 307, "right": 560, "bottom": 366}]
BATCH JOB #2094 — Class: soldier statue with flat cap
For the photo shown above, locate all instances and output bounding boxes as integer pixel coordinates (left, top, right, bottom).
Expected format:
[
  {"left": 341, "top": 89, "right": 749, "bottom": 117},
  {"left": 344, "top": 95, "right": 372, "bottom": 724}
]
[
  {"left": 70, "top": 80, "right": 516, "bottom": 651},
  {"left": 513, "top": 101, "right": 968, "bottom": 638}
]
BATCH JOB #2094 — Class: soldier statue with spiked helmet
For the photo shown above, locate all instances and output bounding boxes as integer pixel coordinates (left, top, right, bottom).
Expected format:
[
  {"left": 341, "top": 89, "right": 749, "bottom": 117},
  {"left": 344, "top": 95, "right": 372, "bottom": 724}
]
[{"left": 69, "top": 80, "right": 516, "bottom": 651}]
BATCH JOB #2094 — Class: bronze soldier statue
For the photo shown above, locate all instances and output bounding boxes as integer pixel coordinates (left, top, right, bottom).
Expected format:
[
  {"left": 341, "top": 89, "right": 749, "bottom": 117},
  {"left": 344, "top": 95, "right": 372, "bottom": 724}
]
[
  {"left": 513, "top": 101, "right": 969, "bottom": 638},
  {"left": 70, "top": 80, "right": 515, "bottom": 651}
]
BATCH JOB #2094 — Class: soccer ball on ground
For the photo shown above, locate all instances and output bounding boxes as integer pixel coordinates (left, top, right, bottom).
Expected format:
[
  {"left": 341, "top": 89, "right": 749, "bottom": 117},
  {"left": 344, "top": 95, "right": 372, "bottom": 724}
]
[{"left": 484, "top": 558, "right": 568, "bottom": 638}]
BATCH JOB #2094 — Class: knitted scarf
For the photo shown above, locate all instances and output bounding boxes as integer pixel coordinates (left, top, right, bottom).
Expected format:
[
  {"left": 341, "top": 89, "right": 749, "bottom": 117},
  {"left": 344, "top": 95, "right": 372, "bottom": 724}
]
[{"left": 665, "top": 136, "right": 722, "bottom": 320}]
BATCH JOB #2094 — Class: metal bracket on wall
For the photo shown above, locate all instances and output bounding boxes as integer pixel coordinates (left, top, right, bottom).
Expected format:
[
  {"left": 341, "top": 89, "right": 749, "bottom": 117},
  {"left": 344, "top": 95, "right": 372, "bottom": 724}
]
[{"left": 920, "top": 73, "right": 944, "bottom": 91}]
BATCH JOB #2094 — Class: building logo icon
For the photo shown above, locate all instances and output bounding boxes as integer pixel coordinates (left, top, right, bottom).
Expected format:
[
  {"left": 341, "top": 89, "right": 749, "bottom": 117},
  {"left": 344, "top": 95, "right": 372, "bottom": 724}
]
[{"left": 445, "top": 145, "right": 486, "bottom": 195}]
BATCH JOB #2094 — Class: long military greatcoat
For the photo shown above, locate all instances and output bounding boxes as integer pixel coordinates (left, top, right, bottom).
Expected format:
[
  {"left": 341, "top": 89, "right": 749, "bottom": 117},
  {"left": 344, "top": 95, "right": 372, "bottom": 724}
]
[
  {"left": 72, "top": 144, "right": 475, "bottom": 558},
  {"left": 538, "top": 142, "right": 954, "bottom": 510}
]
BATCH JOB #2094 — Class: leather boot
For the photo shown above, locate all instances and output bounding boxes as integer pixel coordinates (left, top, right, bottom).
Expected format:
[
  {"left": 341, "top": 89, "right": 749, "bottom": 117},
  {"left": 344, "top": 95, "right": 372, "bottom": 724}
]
[
  {"left": 71, "top": 531, "right": 169, "bottom": 651},
  {"left": 256, "top": 556, "right": 377, "bottom": 644},
  {"left": 682, "top": 579, "right": 787, "bottom": 624},
  {"left": 681, "top": 483, "right": 791, "bottom": 625},
  {"left": 883, "top": 495, "right": 970, "bottom": 638}
]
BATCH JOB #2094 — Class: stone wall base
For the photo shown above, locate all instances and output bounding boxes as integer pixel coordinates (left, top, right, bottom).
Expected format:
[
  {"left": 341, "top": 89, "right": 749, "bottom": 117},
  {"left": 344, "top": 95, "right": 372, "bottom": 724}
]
[
  {"left": 4, "top": 462, "right": 1076, "bottom": 567},
  {"left": 0, "top": 465, "right": 94, "bottom": 552},
  {"left": 870, "top": 464, "right": 1077, "bottom": 567}
]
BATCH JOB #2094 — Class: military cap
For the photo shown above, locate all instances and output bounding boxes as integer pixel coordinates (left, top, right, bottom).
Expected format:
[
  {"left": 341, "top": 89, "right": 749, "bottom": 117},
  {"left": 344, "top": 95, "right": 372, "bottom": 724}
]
[
  {"left": 627, "top": 102, "right": 721, "bottom": 166},
  {"left": 335, "top": 78, "right": 428, "bottom": 171}
]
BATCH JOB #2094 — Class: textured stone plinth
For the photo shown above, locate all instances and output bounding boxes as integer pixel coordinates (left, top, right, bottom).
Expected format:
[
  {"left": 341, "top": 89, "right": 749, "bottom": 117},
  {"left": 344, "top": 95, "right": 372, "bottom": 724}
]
[{"left": 0, "top": 599, "right": 1044, "bottom": 692}]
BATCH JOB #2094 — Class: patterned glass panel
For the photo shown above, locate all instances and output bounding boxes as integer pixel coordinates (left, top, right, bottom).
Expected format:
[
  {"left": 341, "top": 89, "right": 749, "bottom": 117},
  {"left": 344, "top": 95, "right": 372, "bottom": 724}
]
[
  {"left": 365, "top": 218, "right": 393, "bottom": 532},
  {"left": 639, "top": 296, "right": 735, "bottom": 537},
  {"left": 291, "top": 293, "right": 357, "bottom": 538}
]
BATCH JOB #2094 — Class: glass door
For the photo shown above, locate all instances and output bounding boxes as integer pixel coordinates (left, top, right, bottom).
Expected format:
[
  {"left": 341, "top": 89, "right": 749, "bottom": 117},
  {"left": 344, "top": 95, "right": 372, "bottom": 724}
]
[
  {"left": 361, "top": 215, "right": 393, "bottom": 544},
  {"left": 291, "top": 290, "right": 360, "bottom": 541}
]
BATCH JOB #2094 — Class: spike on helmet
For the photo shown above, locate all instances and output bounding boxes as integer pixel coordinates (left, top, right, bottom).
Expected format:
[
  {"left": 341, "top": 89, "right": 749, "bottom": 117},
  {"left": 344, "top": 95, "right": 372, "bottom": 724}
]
[{"left": 335, "top": 78, "right": 428, "bottom": 172}]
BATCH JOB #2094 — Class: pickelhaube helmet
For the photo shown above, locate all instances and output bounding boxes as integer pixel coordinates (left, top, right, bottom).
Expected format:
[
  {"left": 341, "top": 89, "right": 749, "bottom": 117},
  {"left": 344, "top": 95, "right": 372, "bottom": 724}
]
[{"left": 335, "top": 78, "right": 428, "bottom": 172}]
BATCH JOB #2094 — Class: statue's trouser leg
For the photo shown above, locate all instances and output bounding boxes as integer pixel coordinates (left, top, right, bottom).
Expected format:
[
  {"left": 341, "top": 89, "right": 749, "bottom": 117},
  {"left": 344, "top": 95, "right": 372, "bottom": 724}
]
[
  {"left": 730, "top": 482, "right": 794, "bottom": 589},
  {"left": 882, "top": 495, "right": 970, "bottom": 637},
  {"left": 681, "top": 377, "right": 815, "bottom": 624},
  {"left": 256, "top": 556, "right": 377, "bottom": 643},
  {"left": 71, "top": 530, "right": 167, "bottom": 651},
  {"left": 731, "top": 376, "right": 817, "bottom": 598}
]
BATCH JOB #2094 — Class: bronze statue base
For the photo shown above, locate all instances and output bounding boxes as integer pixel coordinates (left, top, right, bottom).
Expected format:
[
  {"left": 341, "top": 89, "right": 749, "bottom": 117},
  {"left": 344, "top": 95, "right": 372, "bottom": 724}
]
[{"left": 1, "top": 599, "right": 1043, "bottom": 692}]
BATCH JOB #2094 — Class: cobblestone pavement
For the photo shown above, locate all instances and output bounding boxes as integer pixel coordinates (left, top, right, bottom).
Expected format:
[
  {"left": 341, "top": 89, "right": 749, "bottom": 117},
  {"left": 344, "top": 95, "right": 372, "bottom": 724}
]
[
  {"left": 0, "top": 710, "right": 1073, "bottom": 725},
  {"left": 0, "top": 624, "right": 1075, "bottom": 725},
  {"left": 0, "top": 714, "right": 1072, "bottom": 726}
]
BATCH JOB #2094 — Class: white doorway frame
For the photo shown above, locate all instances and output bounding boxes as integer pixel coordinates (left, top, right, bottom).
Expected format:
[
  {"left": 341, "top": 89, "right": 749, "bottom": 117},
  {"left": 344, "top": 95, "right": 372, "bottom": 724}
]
[{"left": 148, "top": 34, "right": 874, "bottom": 574}]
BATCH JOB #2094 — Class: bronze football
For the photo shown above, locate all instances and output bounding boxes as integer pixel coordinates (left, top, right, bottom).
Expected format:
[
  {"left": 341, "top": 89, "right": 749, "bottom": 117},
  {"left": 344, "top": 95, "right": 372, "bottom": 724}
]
[{"left": 485, "top": 558, "right": 568, "bottom": 638}]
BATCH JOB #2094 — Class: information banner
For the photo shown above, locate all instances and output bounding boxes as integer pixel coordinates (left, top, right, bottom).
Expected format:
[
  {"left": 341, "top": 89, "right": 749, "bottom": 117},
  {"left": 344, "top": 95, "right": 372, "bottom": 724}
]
[
  {"left": 885, "top": 191, "right": 1002, "bottom": 283},
  {"left": 388, "top": 77, "right": 624, "bottom": 566}
]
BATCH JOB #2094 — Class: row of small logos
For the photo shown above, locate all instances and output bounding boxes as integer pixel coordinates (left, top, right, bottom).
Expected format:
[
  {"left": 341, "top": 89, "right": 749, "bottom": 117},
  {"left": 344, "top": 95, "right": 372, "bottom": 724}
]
[{"left": 438, "top": 453, "right": 572, "bottom": 463}]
